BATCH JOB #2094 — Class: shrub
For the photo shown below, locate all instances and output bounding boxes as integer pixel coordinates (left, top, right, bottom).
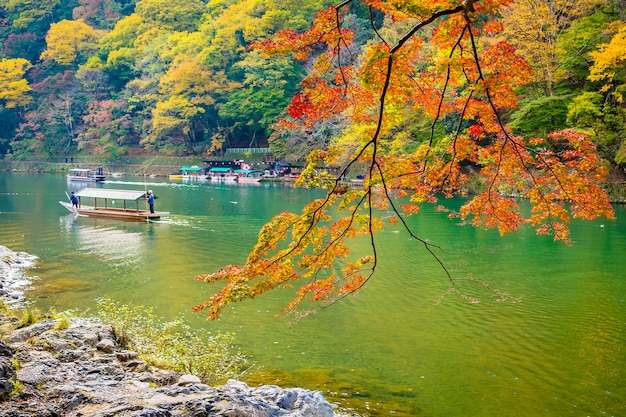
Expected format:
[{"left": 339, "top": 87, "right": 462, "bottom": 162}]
[{"left": 94, "top": 297, "right": 250, "bottom": 384}]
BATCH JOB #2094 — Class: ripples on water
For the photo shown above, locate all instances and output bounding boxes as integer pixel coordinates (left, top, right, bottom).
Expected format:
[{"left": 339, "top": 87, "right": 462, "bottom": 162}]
[{"left": 1, "top": 174, "right": 625, "bottom": 417}]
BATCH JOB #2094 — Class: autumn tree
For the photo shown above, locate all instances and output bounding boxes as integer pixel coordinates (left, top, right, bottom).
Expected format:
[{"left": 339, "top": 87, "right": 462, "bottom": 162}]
[
  {"left": 0, "top": 57, "right": 32, "bottom": 155},
  {"left": 78, "top": 98, "right": 139, "bottom": 157},
  {"left": 502, "top": 0, "right": 612, "bottom": 138},
  {"left": 72, "top": 0, "right": 129, "bottom": 30},
  {"left": 12, "top": 70, "right": 89, "bottom": 157},
  {"left": 40, "top": 19, "right": 104, "bottom": 66},
  {"left": 570, "top": 21, "right": 626, "bottom": 166},
  {"left": 0, "top": 58, "right": 32, "bottom": 110},
  {"left": 501, "top": 0, "right": 605, "bottom": 97},
  {"left": 193, "top": 0, "right": 616, "bottom": 321},
  {"left": 147, "top": 59, "right": 234, "bottom": 154}
]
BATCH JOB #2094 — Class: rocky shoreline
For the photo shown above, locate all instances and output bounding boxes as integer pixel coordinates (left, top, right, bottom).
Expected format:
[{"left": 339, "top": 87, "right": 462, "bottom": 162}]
[{"left": 0, "top": 246, "right": 348, "bottom": 417}]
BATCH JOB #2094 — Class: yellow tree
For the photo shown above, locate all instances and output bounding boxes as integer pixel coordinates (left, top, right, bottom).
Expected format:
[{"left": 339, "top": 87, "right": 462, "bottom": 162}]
[
  {"left": 586, "top": 21, "right": 626, "bottom": 164},
  {"left": 149, "top": 59, "right": 237, "bottom": 153},
  {"left": 588, "top": 22, "right": 626, "bottom": 102},
  {"left": 40, "top": 19, "right": 104, "bottom": 66},
  {"left": 501, "top": 0, "right": 604, "bottom": 96},
  {"left": 0, "top": 58, "right": 32, "bottom": 110},
  {"left": 148, "top": 95, "right": 205, "bottom": 153}
]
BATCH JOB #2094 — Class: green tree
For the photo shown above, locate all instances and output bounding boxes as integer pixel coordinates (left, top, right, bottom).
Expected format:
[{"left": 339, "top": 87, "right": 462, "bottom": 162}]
[
  {"left": 573, "top": 21, "right": 626, "bottom": 165},
  {"left": 219, "top": 50, "right": 301, "bottom": 147},
  {"left": 134, "top": 0, "right": 205, "bottom": 32},
  {"left": 1, "top": 0, "right": 78, "bottom": 34}
]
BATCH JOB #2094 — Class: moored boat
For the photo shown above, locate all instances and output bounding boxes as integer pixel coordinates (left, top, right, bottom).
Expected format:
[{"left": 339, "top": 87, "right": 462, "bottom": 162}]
[
  {"left": 234, "top": 169, "right": 264, "bottom": 183},
  {"left": 208, "top": 167, "right": 238, "bottom": 181},
  {"left": 169, "top": 165, "right": 205, "bottom": 180},
  {"left": 59, "top": 188, "right": 169, "bottom": 220},
  {"left": 67, "top": 167, "right": 106, "bottom": 182}
]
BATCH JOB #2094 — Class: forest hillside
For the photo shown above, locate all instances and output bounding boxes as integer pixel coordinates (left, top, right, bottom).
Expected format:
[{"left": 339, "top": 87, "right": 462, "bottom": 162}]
[{"left": 0, "top": 0, "right": 624, "bottom": 176}]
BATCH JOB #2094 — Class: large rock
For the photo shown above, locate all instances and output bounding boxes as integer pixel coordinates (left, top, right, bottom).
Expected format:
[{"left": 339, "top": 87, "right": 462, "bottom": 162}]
[{"left": 0, "top": 318, "right": 347, "bottom": 417}]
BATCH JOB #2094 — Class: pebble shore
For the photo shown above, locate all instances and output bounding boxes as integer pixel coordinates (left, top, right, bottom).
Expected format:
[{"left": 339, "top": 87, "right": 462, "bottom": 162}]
[{"left": 0, "top": 246, "right": 345, "bottom": 417}]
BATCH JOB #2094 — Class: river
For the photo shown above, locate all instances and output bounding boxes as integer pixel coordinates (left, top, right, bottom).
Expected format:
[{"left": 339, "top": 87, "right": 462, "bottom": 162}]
[{"left": 0, "top": 172, "right": 624, "bottom": 417}]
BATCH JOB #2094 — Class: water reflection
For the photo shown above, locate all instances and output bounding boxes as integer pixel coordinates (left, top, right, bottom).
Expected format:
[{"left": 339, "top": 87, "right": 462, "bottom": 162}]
[
  {"left": 1, "top": 173, "right": 623, "bottom": 417},
  {"left": 59, "top": 214, "right": 145, "bottom": 268}
]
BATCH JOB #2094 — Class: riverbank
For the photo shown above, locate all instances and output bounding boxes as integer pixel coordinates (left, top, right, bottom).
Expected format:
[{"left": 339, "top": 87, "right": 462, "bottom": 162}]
[
  {"left": 0, "top": 246, "right": 350, "bottom": 417},
  {"left": 1, "top": 158, "right": 624, "bottom": 202}
]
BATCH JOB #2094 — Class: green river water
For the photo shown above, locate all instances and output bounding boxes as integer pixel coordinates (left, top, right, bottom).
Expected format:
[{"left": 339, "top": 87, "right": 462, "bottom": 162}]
[{"left": 0, "top": 172, "right": 625, "bottom": 417}]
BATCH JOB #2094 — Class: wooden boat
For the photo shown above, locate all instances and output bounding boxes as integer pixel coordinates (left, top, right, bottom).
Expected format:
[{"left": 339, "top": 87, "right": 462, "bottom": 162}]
[
  {"left": 169, "top": 165, "right": 205, "bottom": 180},
  {"left": 67, "top": 167, "right": 106, "bottom": 182},
  {"left": 234, "top": 169, "right": 264, "bottom": 183},
  {"left": 208, "top": 167, "right": 238, "bottom": 181},
  {"left": 59, "top": 188, "right": 169, "bottom": 220}
]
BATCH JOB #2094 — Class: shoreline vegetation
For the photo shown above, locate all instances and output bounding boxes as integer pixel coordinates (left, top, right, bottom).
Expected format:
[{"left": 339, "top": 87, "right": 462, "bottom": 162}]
[
  {"left": 0, "top": 158, "right": 624, "bottom": 203},
  {"left": 0, "top": 246, "right": 351, "bottom": 416}
]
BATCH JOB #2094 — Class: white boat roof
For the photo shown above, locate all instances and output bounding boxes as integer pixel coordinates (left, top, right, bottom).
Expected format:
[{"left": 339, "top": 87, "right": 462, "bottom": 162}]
[{"left": 75, "top": 188, "right": 147, "bottom": 201}]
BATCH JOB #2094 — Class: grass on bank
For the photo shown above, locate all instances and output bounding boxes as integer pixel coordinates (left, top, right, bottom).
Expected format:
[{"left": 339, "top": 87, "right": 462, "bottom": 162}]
[
  {"left": 94, "top": 297, "right": 250, "bottom": 384},
  {"left": 0, "top": 298, "right": 250, "bottom": 386}
]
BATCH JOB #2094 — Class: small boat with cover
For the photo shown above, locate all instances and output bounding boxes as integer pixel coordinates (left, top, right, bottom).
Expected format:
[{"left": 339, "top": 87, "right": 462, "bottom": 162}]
[
  {"left": 59, "top": 188, "right": 169, "bottom": 220},
  {"left": 234, "top": 169, "right": 264, "bottom": 183},
  {"left": 207, "top": 167, "right": 238, "bottom": 181},
  {"left": 67, "top": 167, "right": 106, "bottom": 182},
  {"left": 169, "top": 165, "right": 205, "bottom": 180}
]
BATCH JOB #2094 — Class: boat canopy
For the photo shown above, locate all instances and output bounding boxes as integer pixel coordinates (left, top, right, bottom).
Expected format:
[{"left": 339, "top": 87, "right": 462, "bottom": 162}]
[
  {"left": 70, "top": 168, "right": 93, "bottom": 173},
  {"left": 181, "top": 166, "right": 203, "bottom": 173},
  {"left": 75, "top": 188, "right": 147, "bottom": 201},
  {"left": 209, "top": 167, "right": 233, "bottom": 172},
  {"left": 234, "top": 169, "right": 260, "bottom": 174}
]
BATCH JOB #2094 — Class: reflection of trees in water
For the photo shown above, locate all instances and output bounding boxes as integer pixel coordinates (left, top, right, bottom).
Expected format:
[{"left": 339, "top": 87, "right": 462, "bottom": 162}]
[{"left": 59, "top": 215, "right": 145, "bottom": 268}]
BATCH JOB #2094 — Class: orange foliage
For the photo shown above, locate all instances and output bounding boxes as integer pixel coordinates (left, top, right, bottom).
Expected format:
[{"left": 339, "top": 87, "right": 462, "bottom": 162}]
[{"left": 194, "top": 0, "right": 615, "bottom": 320}]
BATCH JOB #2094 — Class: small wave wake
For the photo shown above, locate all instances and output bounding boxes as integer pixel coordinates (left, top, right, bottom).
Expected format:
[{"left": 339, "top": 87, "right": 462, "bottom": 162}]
[{"left": 0, "top": 245, "right": 38, "bottom": 305}]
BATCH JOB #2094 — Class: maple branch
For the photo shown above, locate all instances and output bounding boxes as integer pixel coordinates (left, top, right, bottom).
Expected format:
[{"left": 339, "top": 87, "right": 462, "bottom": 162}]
[
  {"left": 462, "top": 10, "right": 574, "bottom": 236},
  {"left": 368, "top": 5, "right": 388, "bottom": 47},
  {"left": 334, "top": 2, "right": 357, "bottom": 95},
  {"left": 390, "top": 6, "right": 466, "bottom": 55},
  {"left": 195, "top": 0, "right": 614, "bottom": 320}
]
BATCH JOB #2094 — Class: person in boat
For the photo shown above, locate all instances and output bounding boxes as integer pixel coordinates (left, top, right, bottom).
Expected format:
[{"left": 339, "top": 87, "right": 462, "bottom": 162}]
[
  {"left": 70, "top": 192, "right": 79, "bottom": 208},
  {"left": 147, "top": 190, "right": 155, "bottom": 213}
]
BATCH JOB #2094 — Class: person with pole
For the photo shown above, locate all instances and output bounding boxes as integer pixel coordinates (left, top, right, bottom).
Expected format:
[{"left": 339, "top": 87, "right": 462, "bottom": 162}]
[
  {"left": 147, "top": 190, "right": 155, "bottom": 214},
  {"left": 70, "top": 191, "right": 79, "bottom": 209}
]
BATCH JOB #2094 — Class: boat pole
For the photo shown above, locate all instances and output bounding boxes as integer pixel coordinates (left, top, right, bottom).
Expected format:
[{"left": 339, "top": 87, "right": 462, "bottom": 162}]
[{"left": 144, "top": 174, "right": 149, "bottom": 222}]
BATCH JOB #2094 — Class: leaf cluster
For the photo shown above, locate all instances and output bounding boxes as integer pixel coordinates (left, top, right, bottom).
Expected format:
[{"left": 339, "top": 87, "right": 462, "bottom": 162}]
[{"left": 192, "top": 0, "right": 618, "bottom": 320}]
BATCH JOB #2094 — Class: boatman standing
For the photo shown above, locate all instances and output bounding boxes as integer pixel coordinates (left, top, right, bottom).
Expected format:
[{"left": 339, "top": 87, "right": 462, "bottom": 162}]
[
  {"left": 147, "top": 190, "right": 155, "bottom": 213},
  {"left": 70, "top": 191, "right": 79, "bottom": 208}
]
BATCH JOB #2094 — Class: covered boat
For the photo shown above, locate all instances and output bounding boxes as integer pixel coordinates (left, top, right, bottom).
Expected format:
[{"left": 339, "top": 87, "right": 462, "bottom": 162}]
[
  {"left": 169, "top": 165, "right": 205, "bottom": 180},
  {"left": 208, "top": 167, "right": 238, "bottom": 181},
  {"left": 234, "top": 169, "right": 264, "bottom": 183},
  {"left": 59, "top": 188, "right": 169, "bottom": 220},
  {"left": 67, "top": 167, "right": 106, "bottom": 182}
]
